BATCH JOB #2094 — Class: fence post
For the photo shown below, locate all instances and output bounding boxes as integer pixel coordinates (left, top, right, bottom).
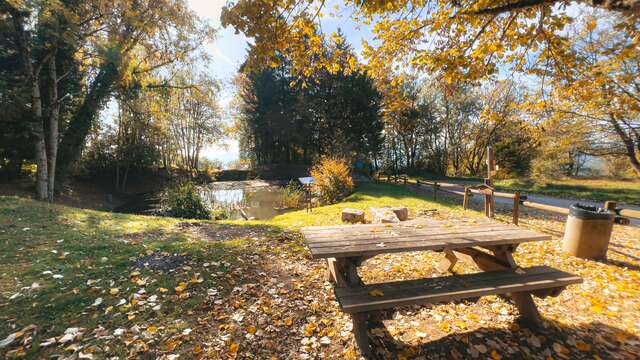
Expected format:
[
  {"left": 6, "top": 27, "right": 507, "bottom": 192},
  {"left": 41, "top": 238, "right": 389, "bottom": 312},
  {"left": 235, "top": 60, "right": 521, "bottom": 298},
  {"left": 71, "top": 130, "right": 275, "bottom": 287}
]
[
  {"left": 513, "top": 191, "right": 520, "bottom": 225},
  {"left": 433, "top": 182, "right": 438, "bottom": 201},
  {"left": 403, "top": 177, "right": 407, "bottom": 185},
  {"left": 485, "top": 146, "right": 495, "bottom": 218},
  {"left": 463, "top": 187, "right": 470, "bottom": 210},
  {"left": 483, "top": 179, "right": 493, "bottom": 217},
  {"left": 416, "top": 179, "right": 421, "bottom": 186},
  {"left": 604, "top": 201, "right": 617, "bottom": 211}
]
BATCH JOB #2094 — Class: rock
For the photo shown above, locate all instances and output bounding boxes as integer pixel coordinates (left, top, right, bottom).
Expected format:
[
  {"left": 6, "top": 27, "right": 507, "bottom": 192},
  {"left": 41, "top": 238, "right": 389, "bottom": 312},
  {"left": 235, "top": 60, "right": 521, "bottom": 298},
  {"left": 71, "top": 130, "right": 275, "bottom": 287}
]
[
  {"left": 342, "top": 208, "right": 365, "bottom": 223},
  {"left": 369, "top": 207, "right": 400, "bottom": 224},
  {"left": 390, "top": 206, "right": 409, "bottom": 221}
]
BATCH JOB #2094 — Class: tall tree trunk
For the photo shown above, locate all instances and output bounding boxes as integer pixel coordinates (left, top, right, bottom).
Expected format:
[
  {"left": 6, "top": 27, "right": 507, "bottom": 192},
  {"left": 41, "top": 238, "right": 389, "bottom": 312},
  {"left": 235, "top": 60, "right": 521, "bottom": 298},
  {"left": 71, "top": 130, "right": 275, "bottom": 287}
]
[
  {"left": 32, "top": 73, "right": 49, "bottom": 201},
  {"left": 56, "top": 62, "right": 119, "bottom": 191},
  {"left": 47, "top": 52, "right": 60, "bottom": 201},
  {"left": 3, "top": 2, "right": 50, "bottom": 200}
]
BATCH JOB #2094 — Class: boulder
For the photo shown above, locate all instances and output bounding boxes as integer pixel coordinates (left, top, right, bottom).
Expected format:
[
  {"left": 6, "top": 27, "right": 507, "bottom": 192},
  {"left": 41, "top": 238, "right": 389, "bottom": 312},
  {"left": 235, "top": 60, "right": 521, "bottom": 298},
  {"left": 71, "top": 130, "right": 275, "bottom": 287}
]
[
  {"left": 342, "top": 208, "right": 365, "bottom": 223},
  {"left": 390, "top": 206, "right": 409, "bottom": 221},
  {"left": 369, "top": 207, "right": 400, "bottom": 224}
]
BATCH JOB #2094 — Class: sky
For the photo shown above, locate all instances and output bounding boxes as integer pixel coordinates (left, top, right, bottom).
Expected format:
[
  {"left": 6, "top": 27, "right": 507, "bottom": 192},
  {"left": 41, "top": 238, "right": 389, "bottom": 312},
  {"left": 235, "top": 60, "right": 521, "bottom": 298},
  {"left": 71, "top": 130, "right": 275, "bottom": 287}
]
[{"left": 190, "top": 0, "right": 375, "bottom": 166}]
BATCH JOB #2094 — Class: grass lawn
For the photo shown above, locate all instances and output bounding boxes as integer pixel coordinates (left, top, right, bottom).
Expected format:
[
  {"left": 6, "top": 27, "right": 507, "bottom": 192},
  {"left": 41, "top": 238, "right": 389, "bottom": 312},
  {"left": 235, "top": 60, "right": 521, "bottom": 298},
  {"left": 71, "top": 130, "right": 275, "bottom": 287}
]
[
  {"left": 410, "top": 175, "right": 640, "bottom": 204},
  {"left": 493, "top": 178, "right": 640, "bottom": 205},
  {"left": 1, "top": 182, "right": 639, "bottom": 359}
]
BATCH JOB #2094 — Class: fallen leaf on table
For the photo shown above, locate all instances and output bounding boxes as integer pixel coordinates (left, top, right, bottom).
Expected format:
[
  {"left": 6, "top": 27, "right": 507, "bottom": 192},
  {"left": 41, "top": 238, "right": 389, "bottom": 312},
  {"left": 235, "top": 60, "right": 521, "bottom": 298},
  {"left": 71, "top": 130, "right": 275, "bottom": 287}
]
[{"left": 368, "top": 289, "right": 384, "bottom": 297}]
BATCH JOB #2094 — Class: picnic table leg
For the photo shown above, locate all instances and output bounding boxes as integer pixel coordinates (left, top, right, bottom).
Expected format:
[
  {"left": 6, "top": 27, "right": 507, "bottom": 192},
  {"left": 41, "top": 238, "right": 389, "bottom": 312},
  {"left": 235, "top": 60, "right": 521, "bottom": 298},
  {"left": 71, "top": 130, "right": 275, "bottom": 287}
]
[
  {"left": 492, "top": 247, "right": 543, "bottom": 329},
  {"left": 331, "top": 257, "right": 375, "bottom": 358},
  {"left": 436, "top": 250, "right": 458, "bottom": 273},
  {"left": 325, "top": 258, "right": 346, "bottom": 286},
  {"left": 352, "top": 312, "right": 374, "bottom": 359}
]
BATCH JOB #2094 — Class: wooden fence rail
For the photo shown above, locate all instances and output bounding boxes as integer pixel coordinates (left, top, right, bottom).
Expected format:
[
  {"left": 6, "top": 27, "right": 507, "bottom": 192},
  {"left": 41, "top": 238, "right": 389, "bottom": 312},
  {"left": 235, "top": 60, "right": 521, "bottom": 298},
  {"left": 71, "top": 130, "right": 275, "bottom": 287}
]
[{"left": 377, "top": 175, "right": 637, "bottom": 225}]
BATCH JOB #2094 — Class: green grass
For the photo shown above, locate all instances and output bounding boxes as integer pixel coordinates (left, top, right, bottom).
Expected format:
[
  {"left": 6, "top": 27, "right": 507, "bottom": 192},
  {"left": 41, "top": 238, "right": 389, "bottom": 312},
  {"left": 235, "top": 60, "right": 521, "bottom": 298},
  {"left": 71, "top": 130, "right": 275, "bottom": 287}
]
[
  {"left": 410, "top": 175, "right": 640, "bottom": 205},
  {"left": 0, "top": 182, "right": 483, "bottom": 357},
  {"left": 493, "top": 178, "right": 640, "bottom": 204},
  {"left": 0, "top": 196, "right": 282, "bottom": 357},
  {"left": 242, "top": 182, "right": 475, "bottom": 229}
]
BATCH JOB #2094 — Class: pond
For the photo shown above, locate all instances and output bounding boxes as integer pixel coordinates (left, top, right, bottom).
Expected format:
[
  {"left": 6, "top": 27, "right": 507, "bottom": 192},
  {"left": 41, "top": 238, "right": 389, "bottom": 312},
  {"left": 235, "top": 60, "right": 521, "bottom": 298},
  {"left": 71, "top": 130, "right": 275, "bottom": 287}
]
[
  {"left": 198, "top": 185, "right": 292, "bottom": 220},
  {"left": 113, "top": 180, "right": 302, "bottom": 220}
]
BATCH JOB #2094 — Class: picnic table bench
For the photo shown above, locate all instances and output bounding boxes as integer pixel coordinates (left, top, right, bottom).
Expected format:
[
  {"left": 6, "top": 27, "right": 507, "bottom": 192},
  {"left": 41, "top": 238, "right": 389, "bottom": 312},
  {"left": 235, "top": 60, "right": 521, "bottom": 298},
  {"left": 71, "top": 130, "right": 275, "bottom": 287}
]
[{"left": 301, "top": 217, "right": 582, "bottom": 358}]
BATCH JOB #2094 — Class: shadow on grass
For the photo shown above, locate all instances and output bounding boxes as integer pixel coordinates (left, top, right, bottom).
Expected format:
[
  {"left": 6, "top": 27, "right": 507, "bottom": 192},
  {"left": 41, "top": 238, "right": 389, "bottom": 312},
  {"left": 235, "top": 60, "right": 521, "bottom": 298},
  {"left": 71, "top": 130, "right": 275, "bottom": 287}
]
[{"left": 368, "top": 318, "right": 639, "bottom": 359}]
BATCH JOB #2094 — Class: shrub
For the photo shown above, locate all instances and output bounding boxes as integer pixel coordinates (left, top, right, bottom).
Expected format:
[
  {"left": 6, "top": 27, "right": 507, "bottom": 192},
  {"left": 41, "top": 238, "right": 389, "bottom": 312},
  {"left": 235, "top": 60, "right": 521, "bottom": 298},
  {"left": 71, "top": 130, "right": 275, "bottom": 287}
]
[
  {"left": 165, "top": 182, "right": 211, "bottom": 219},
  {"left": 279, "top": 181, "right": 305, "bottom": 209},
  {"left": 310, "top": 157, "right": 354, "bottom": 204}
]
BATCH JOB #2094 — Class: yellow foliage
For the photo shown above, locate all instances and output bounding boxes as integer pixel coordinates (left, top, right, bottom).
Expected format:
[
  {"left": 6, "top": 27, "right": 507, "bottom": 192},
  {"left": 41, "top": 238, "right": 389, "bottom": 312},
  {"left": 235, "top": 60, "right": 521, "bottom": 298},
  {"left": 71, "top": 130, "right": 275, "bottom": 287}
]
[{"left": 309, "top": 157, "right": 354, "bottom": 204}]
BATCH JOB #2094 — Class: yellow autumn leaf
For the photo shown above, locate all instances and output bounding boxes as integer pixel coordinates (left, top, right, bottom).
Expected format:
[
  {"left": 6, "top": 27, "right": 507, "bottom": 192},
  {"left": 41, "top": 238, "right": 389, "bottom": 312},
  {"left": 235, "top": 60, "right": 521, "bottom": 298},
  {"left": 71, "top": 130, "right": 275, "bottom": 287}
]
[
  {"left": 147, "top": 325, "right": 158, "bottom": 333},
  {"left": 368, "top": 289, "right": 385, "bottom": 297},
  {"left": 109, "top": 288, "right": 119, "bottom": 295},
  {"left": 491, "top": 350, "right": 502, "bottom": 360},
  {"left": 247, "top": 325, "right": 257, "bottom": 334},
  {"left": 575, "top": 341, "right": 591, "bottom": 351}
]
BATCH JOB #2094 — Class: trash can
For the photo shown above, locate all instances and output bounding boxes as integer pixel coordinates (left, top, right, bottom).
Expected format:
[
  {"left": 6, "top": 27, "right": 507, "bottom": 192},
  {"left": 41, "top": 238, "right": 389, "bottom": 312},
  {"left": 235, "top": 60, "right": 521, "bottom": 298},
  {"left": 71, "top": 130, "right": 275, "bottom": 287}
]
[{"left": 562, "top": 204, "right": 615, "bottom": 260}]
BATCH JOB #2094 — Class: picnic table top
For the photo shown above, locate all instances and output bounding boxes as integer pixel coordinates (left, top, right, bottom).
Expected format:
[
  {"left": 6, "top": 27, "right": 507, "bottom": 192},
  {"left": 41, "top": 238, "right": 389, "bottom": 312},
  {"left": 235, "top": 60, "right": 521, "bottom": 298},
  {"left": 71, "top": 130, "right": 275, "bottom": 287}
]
[{"left": 301, "top": 217, "right": 551, "bottom": 259}]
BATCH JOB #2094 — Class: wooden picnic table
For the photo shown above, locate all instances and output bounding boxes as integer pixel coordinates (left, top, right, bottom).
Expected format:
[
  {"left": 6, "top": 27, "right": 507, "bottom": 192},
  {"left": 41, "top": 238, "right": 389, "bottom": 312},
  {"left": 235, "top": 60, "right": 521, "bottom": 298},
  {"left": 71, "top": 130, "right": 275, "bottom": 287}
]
[{"left": 301, "top": 217, "right": 582, "bottom": 358}]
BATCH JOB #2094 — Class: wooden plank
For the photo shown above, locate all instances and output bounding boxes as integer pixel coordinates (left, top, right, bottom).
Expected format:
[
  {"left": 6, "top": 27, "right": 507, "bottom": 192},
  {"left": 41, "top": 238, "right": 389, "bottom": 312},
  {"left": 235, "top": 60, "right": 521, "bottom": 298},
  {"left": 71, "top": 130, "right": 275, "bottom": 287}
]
[
  {"left": 302, "top": 219, "right": 517, "bottom": 237},
  {"left": 310, "top": 232, "right": 550, "bottom": 259},
  {"left": 307, "top": 228, "right": 547, "bottom": 249},
  {"left": 619, "top": 208, "right": 640, "bottom": 219},
  {"left": 302, "top": 218, "right": 498, "bottom": 233},
  {"left": 304, "top": 224, "right": 521, "bottom": 242},
  {"left": 334, "top": 266, "right": 581, "bottom": 313}
]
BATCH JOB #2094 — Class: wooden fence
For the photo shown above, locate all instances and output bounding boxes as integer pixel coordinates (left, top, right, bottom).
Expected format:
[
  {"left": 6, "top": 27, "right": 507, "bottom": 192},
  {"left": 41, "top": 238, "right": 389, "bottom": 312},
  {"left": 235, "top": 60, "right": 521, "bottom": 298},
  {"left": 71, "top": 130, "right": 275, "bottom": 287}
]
[{"left": 377, "top": 175, "right": 637, "bottom": 226}]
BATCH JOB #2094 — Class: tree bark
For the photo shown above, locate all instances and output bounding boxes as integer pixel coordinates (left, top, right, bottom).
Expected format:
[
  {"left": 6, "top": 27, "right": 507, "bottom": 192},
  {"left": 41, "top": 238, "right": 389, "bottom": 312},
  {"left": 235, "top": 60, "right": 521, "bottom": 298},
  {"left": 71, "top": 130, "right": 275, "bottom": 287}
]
[
  {"left": 47, "top": 51, "right": 60, "bottom": 201},
  {"left": 471, "top": 0, "right": 640, "bottom": 15},
  {"left": 56, "top": 61, "right": 119, "bottom": 191},
  {"left": 3, "top": 1, "right": 50, "bottom": 200}
]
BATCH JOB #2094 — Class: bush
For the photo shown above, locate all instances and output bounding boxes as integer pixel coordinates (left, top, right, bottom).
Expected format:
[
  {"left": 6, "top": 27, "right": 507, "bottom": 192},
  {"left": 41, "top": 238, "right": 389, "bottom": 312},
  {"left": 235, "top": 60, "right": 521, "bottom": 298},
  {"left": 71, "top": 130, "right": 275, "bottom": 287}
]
[
  {"left": 165, "top": 182, "right": 211, "bottom": 219},
  {"left": 279, "top": 181, "right": 305, "bottom": 208},
  {"left": 310, "top": 157, "right": 354, "bottom": 204}
]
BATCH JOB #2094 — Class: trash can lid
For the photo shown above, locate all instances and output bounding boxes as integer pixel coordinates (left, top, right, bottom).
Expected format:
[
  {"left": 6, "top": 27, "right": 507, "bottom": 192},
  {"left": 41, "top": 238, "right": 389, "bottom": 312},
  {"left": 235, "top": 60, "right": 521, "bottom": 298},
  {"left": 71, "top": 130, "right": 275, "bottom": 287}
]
[{"left": 569, "top": 203, "right": 614, "bottom": 220}]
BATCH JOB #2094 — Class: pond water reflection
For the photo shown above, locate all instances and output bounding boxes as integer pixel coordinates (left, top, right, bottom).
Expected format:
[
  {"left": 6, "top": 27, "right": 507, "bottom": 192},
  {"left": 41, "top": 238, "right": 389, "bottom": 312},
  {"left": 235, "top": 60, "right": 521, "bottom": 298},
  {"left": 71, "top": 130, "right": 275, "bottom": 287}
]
[{"left": 198, "top": 186, "right": 289, "bottom": 220}]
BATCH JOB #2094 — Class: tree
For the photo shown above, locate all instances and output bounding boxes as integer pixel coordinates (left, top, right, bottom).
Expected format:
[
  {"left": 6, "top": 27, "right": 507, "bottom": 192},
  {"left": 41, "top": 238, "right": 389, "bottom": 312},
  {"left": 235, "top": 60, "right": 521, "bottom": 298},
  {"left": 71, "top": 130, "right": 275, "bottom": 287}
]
[
  {"left": 0, "top": 0, "right": 212, "bottom": 200},
  {"left": 222, "top": 1, "right": 638, "bottom": 83},
  {"left": 166, "top": 73, "right": 222, "bottom": 172},
  {"left": 234, "top": 34, "right": 384, "bottom": 167},
  {"left": 535, "top": 14, "right": 640, "bottom": 177}
]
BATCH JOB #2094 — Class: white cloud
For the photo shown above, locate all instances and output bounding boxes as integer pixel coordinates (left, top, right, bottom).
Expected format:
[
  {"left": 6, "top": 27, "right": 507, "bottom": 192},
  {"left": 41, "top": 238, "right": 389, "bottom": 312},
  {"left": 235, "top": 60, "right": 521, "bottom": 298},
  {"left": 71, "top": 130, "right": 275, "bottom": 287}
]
[{"left": 187, "top": 0, "right": 226, "bottom": 25}]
